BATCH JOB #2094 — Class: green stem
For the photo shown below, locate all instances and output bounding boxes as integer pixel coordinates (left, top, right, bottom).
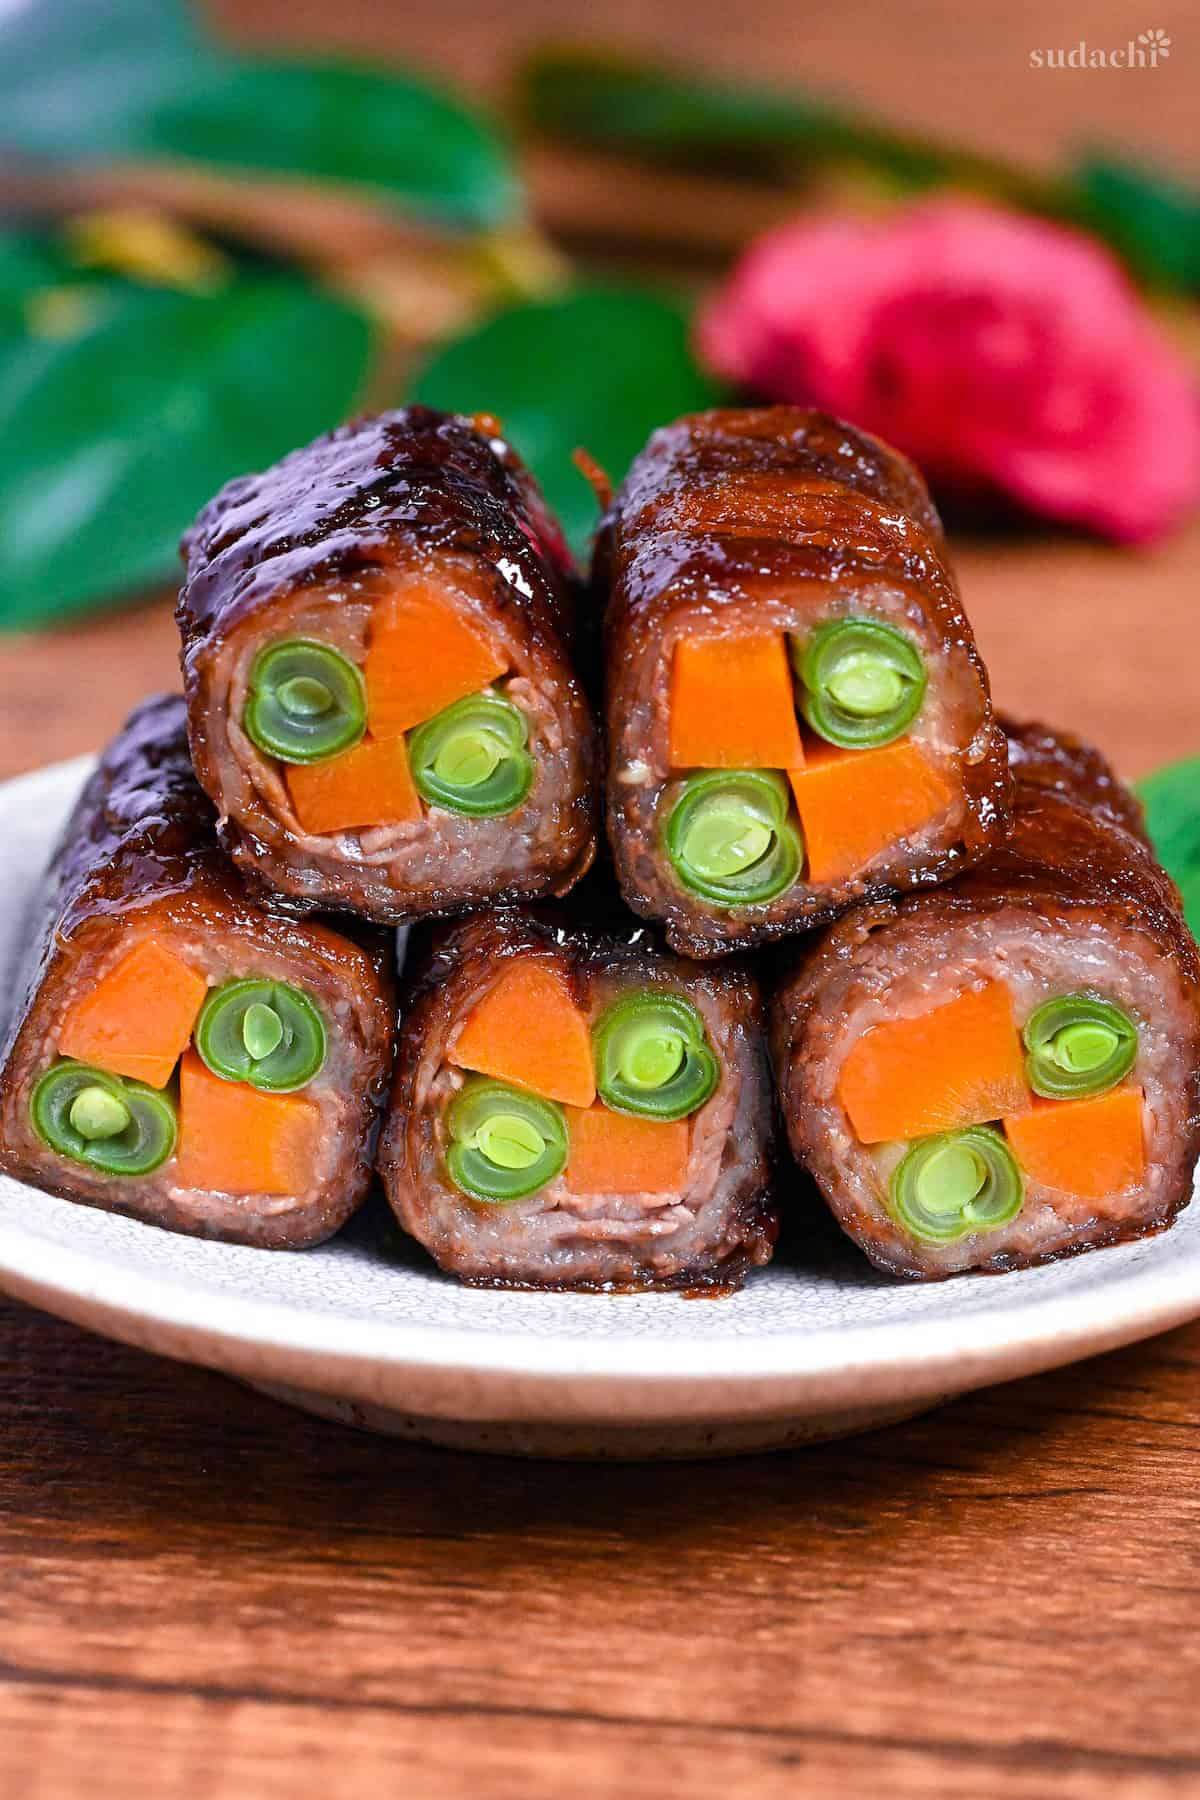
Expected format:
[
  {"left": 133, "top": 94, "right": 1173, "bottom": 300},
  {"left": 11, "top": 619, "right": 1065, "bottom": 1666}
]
[
  {"left": 408, "top": 689, "right": 533, "bottom": 817},
  {"left": 243, "top": 639, "right": 366, "bottom": 765},
  {"left": 593, "top": 990, "right": 719, "bottom": 1120},
  {"left": 792, "top": 618, "right": 926, "bottom": 749},
  {"left": 194, "top": 979, "right": 326, "bottom": 1092},
  {"left": 446, "top": 1077, "right": 568, "bottom": 1202},
  {"left": 665, "top": 769, "right": 802, "bottom": 905},
  {"left": 1023, "top": 995, "right": 1138, "bottom": 1099},
  {"left": 31, "top": 1060, "right": 176, "bottom": 1176},
  {"left": 888, "top": 1126, "right": 1024, "bottom": 1245}
]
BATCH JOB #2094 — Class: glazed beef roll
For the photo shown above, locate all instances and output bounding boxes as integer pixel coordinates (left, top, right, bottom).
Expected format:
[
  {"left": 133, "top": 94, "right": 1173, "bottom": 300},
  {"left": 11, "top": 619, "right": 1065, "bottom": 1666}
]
[
  {"left": 0, "top": 696, "right": 393, "bottom": 1247},
  {"left": 379, "top": 907, "right": 777, "bottom": 1289},
  {"left": 178, "top": 406, "right": 598, "bottom": 924},
  {"left": 770, "top": 719, "right": 1200, "bottom": 1278},
  {"left": 599, "top": 406, "right": 1009, "bottom": 958}
]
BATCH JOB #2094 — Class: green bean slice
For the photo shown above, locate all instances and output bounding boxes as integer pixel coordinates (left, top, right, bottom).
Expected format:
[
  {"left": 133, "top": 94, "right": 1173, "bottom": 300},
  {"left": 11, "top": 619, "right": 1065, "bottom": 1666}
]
[
  {"left": 793, "top": 618, "right": 927, "bottom": 748},
  {"left": 593, "top": 991, "right": 719, "bottom": 1121},
  {"left": 666, "top": 769, "right": 802, "bottom": 905},
  {"left": 888, "top": 1125, "right": 1024, "bottom": 1245},
  {"left": 243, "top": 639, "right": 366, "bottom": 764},
  {"left": 31, "top": 1060, "right": 177, "bottom": 1176},
  {"left": 195, "top": 979, "right": 326, "bottom": 1092},
  {"left": 408, "top": 690, "right": 534, "bottom": 817},
  {"left": 1023, "top": 994, "right": 1138, "bottom": 1099},
  {"left": 446, "top": 1077, "right": 568, "bottom": 1203}
]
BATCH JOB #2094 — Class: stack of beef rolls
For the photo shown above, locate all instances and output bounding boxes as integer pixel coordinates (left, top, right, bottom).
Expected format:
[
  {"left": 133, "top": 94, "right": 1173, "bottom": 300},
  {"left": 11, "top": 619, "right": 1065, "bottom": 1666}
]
[{"left": 2, "top": 404, "right": 1196, "bottom": 1289}]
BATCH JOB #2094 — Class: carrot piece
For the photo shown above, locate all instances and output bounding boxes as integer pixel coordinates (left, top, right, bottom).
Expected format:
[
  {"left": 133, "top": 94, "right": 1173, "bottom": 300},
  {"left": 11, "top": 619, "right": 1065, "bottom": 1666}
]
[
  {"left": 564, "top": 1105, "right": 690, "bottom": 1195},
  {"left": 789, "top": 740, "right": 953, "bottom": 883},
  {"left": 365, "top": 576, "right": 507, "bottom": 738},
  {"left": 838, "top": 981, "right": 1032, "bottom": 1145},
  {"left": 669, "top": 633, "right": 805, "bottom": 770},
  {"left": 451, "top": 961, "right": 596, "bottom": 1108},
  {"left": 1004, "top": 1087, "right": 1145, "bottom": 1199},
  {"left": 287, "top": 734, "right": 422, "bottom": 835},
  {"left": 175, "top": 1052, "right": 322, "bottom": 1197},
  {"left": 59, "top": 937, "right": 208, "bottom": 1090}
]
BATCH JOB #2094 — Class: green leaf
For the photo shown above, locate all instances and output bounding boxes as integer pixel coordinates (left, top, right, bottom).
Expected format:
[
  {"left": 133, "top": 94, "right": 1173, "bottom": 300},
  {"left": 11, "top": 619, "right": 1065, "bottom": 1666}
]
[
  {"left": 1076, "top": 154, "right": 1200, "bottom": 289},
  {"left": 0, "top": 0, "right": 517, "bottom": 229},
  {"left": 1138, "top": 758, "right": 1200, "bottom": 940},
  {"left": 515, "top": 46, "right": 1065, "bottom": 212},
  {"left": 411, "top": 286, "right": 725, "bottom": 557},
  {"left": 0, "top": 236, "right": 373, "bottom": 629},
  {"left": 518, "top": 45, "right": 846, "bottom": 164}
]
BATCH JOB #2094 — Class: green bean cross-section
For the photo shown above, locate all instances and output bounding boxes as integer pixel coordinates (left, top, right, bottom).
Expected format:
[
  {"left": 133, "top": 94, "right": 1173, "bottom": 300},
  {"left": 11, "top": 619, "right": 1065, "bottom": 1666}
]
[
  {"left": 408, "top": 690, "right": 534, "bottom": 816},
  {"left": 793, "top": 617, "right": 927, "bottom": 749},
  {"left": 593, "top": 991, "right": 719, "bottom": 1121},
  {"left": 666, "top": 769, "right": 802, "bottom": 905},
  {"left": 31, "top": 1060, "right": 177, "bottom": 1176},
  {"left": 446, "top": 1077, "right": 568, "bottom": 1202},
  {"left": 1022, "top": 994, "right": 1138, "bottom": 1099},
  {"left": 242, "top": 639, "right": 366, "bottom": 764},
  {"left": 195, "top": 979, "right": 326, "bottom": 1092},
  {"left": 888, "top": 1125, "right": 1024, "bottom": 1244}
]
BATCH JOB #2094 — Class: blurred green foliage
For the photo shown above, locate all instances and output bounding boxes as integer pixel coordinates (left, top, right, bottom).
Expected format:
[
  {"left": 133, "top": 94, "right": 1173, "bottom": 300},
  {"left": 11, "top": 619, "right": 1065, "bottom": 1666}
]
[
  {"left": 0, "top": 235, "right": 372, "bottom": 628},
  {"left": 1138, "top": 759, "right": 1200, "bottom": 939},
  {"left": 1077, "top": 155, "right": 1200, "bottom": 290},
  {"left": 517, "top": 46, "right": 1200, "bottom": 292},
  {"left": 0, "top": 0, "right": 526, "bottom": 627},
  {"left": 413, "top": 287, "right": 724, "bottom": 557},
  {"left": 0, "top": 0, "right": 518, "bottom": 229}
]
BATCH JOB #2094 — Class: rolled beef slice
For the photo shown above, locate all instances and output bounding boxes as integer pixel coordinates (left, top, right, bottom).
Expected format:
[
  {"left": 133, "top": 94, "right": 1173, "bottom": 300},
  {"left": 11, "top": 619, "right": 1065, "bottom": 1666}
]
[
  {"left": 770, "top": 719, "right": 1200, "bottom": 1277},
  {"left": 178, "top": 407, "right": 598, "bottom": 925},
  {"left": 0, "top": 695, "right": 394, "bottom": 1247},
  {"left": 599, "top": 406, "right": 1009, "bottom": 958},
  {"left": 379, "top": 907, "right": 777, "bottom": 1289}
]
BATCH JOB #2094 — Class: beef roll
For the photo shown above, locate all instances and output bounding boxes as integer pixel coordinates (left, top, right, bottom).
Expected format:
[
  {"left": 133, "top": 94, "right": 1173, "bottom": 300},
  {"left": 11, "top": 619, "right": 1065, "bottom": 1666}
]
[
  {"left": 178, "top": 407, "right": 598, "bottom": 924},
  {"left": 770, "top": 719, "right": 1200, "bottom": 1278},
  {"left": 0, "top": 696, "right": 393, "bottom": 1247},
  {"left": 379, "top": 907, "right": 777, "bottom": 1289},
  {"left": 599, "top": 407, "right": 1009, "bottom": 958}
]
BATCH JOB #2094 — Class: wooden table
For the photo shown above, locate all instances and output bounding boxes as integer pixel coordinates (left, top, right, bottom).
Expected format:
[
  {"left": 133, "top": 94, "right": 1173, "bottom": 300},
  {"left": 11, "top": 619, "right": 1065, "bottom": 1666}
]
[{"left": 3, "top": 2, "right": 1200, "bottom": 1794}]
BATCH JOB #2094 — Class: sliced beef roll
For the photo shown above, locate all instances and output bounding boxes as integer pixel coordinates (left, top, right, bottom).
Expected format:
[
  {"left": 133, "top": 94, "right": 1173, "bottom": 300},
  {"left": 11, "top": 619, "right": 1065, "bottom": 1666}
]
[
  {"left": 379, "top": 907, "right": 777, "bottom": 1289},
  {"left": 0, "top": 696, "right": 393, "bottom": 1247},
  {"left": 770, "top": 719, "right": 1200, "bottom": 1278},
  {"left": 178, "top": 407, "right": 598, "bottom": 925},
  {"left": 598, "top": 406, "right": 1009, "bottom": 958}
]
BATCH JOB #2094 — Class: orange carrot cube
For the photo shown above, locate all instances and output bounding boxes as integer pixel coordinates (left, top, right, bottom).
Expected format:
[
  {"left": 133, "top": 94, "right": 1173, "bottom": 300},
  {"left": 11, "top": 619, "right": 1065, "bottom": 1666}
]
[
  {"left": 451, "top": 960, "right": 596, "bottom": 1108},
  {"left": 789, "top": 739, "right": 953, "bottom": 884},
  {"left": 287, "top": 734, "right": 422, "bottom": 835},
  {"left": 59, "top": 937, "right": 208, "bottom": 1090},
  {"left": 1004, "top": 1087, "right": 1145, "bottom": 1199},
  {"left": 564, "top": 1105, "right": 690, "bottom": 1195},
  {"left": 838, "top": 981, "right": 1032, "bottom": 1145},
  {"left": 669, "top": 633, "right": 805, "bottom": 771}
]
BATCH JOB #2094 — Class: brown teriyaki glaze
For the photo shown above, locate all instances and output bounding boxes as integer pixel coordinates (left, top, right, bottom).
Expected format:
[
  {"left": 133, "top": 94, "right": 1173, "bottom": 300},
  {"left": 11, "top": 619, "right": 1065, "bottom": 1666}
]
[
  {"left": 0, "top": 695, "right": 394, "bottom": 1248},
  {"left": 178, "top": 407, "right": 598, "bottom": 925},
  {"left": 771, "top": 718, "right": 1200, "bottom": 1278},
  {"left": 597, "top": 406, "right": 1011, "bottom": 958},
  {"left": 379, "top": 907, "right": 778, "bottom": 1291}
]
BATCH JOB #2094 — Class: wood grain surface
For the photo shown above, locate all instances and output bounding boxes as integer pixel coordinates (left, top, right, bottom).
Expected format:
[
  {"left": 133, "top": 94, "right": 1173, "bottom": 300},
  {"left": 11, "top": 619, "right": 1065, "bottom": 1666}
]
[{"left": 2, "top": 2, "right": 1199, "bottom": 1795}]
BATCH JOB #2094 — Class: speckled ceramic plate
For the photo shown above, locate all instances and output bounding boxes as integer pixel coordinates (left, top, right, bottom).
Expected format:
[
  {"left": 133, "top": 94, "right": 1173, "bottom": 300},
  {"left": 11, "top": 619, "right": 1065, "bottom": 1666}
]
[{"left": 0, "top": 754, "right": 1197, "bottom": 1459}]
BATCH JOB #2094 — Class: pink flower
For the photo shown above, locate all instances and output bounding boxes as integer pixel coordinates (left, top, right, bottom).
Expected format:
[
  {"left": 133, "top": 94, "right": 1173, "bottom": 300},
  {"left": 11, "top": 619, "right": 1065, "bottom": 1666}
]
[{"left": 697, "top": 199, "right": 1200, "bottom": 544}]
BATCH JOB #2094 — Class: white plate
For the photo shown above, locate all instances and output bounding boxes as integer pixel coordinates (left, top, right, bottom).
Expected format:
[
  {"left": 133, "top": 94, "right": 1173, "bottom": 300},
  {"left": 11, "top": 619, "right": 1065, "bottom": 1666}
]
[{"left": 0, "top": 755, "right": 1197, "bottom": 1459}]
